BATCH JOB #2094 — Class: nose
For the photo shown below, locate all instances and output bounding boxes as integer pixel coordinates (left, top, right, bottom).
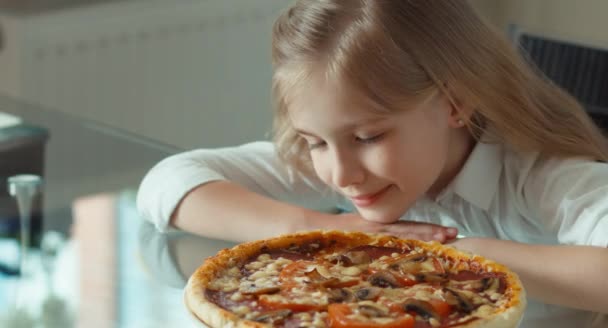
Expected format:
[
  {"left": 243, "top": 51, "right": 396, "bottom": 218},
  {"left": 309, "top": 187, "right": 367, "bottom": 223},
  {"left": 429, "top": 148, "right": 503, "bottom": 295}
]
[{"left": 331, "top": 148, "right": 364, "bottom": 188}]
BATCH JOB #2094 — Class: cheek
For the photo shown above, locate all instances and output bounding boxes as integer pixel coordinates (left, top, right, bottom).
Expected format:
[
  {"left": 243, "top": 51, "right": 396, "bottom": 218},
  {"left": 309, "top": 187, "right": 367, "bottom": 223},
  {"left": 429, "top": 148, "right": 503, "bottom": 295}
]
[
  {"left": 371, "top": 137, "right": 446, "bottom": 186},
  {"left": 310, "top": 153, "right": 332, "bottom": 184}
]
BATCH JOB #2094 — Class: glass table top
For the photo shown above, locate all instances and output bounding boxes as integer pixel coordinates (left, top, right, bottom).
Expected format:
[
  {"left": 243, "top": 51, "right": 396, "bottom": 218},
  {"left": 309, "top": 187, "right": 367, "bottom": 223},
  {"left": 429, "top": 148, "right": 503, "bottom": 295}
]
[{"left": 0, "top": 93, "right": 234, "bottom": 327}]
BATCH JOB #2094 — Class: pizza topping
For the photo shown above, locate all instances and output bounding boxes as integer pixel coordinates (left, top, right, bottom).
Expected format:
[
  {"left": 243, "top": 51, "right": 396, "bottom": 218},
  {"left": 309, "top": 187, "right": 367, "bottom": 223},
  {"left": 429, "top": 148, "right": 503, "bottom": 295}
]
[
  {"left": 443, "top": 287, "right": 476, "bottom": 314},
  {"left": 414, "top": 272, "right": 448, "bottom": 284},
  {"left": 355, "top": 287, "right": 383, "bottom": 301},
  {"left": 386, "top": 253, "right": 445, "bottom": 275},
  {"left": 199, "top": 233, "right": 520, "bottom": 328},
  {"left": 449, "top": 276, "right": 500, "bottom": 293},
  {"left": 342, "top": 250, "right": 372, "bottom": 266},
  {"left": 327, "top": 303, "right": 414, "bottom": 328},
  {"left": 259, "top": 292, "right": 328, "bottom": 312},
  {"left": 367, "top": 271, "right": 401, "bottom": 288},
  {"left": 341, "top": 265, "right": 363, "bottom": 276},
  {"left": 356, "top": 301, "right": 390, "bottom": 317},
  {"left": 252, "top": 309, "right": 293, "bottom": 324},
  {"left": 328, "top": 288, "right": 355, "bottom": 303},
  {"left": 240, "top": 284, "right": 280, "bottom": 296},
  {"left": 350, "top": 245, "right": 406, "bottom": 260},
  {"left": 256, "top": 240, "right": 326, "bottom": 261},
  {"left": 304, "top": 267, "right": 343, "bottom": 288},
  {"left": 294, "top": 311, "right": 329, "bottom": 327},
  {"left": 401, "top": 299, "right": 441, "bottom": 321}
]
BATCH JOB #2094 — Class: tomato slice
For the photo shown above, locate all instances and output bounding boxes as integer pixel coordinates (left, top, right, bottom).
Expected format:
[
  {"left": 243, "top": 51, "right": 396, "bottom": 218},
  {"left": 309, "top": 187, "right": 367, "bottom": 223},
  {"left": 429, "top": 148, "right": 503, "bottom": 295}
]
[
  {"left": 365, "top": 268, "right": 417, "bottom": 287},
  {"left": 280, "top": 261, "right": 314, "bottom": 278},
  {"left": 428, "top": 299, "right": 451, "bottom": 318},
  {"left": 327, "top": 304, "right": 414, "bottom": 328},
  {"left": 279, "top": 261, "right": 313, "bottom": 288},
  {"left": 258, "top": 293, "right": 325, "bottom": 312}
]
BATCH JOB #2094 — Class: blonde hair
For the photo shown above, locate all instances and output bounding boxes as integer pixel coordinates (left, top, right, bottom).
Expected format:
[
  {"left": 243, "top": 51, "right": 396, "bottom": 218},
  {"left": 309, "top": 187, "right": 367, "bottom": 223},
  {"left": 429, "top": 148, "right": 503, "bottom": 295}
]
[{"left": 271, "top": 0, "right": 608, "bottom": 171}]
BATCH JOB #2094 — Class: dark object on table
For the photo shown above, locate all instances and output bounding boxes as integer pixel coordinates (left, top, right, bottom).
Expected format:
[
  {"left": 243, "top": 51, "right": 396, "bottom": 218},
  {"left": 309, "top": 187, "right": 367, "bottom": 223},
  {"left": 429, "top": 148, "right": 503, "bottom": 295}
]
[{"left": 0, "top": 124, "right": 49, "bottom": 249}]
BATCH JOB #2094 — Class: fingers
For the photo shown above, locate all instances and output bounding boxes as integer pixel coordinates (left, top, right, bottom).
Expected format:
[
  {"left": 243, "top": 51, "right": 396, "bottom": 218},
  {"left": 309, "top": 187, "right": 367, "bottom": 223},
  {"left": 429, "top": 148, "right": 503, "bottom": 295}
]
[
  {"left": 380, "top": 222, "right": 459, "bottom": 243},
  {"left": 330, "top": 214, "right": 458, "bottom": 243}
]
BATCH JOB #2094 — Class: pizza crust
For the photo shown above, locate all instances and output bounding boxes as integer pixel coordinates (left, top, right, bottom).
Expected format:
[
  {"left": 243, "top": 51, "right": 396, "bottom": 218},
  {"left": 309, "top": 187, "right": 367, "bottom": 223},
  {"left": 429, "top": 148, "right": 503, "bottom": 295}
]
[{"left": 185, "top": 230, "right": 526, "bottom": 328}]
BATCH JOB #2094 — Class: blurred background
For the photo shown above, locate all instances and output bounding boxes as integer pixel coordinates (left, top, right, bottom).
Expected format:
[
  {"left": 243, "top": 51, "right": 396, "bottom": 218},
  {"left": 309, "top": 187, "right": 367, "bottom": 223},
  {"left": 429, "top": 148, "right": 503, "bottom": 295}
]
[{"left": 0, "top": 0, "right": 606, "bottom": 151}]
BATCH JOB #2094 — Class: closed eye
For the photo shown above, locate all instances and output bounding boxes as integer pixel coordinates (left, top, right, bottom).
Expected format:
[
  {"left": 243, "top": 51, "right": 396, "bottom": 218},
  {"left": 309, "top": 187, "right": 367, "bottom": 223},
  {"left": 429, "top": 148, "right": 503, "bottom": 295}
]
[
  {"left": 356, "top": 133, "right": 384, "bottom": 144},
  {"left": 306, "top": 140, "right": 327, "bottom": 150}
]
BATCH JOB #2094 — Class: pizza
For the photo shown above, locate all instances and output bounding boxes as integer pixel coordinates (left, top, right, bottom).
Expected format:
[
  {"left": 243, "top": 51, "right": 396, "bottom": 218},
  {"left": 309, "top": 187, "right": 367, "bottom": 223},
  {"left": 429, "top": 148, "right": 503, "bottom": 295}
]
[{"left": 185, "top": 230, "right": 526, "bottom": 328}]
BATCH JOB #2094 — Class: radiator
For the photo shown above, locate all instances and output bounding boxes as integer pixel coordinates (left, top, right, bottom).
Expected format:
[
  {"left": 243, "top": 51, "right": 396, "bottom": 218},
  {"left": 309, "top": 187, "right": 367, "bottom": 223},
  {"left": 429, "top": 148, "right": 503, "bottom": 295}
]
[
  {"left": 19, "top": 0, "right": 288, "bottom": 149},
  {"left": 512, "top": 27, "right": 608, "bottom": 129}
]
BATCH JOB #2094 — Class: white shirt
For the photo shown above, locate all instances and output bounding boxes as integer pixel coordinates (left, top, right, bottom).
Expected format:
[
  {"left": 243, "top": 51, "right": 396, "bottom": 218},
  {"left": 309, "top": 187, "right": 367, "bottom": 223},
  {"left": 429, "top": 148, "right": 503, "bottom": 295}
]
[{"left": 137, "top": 141, "right": 608, "bottom": 327}]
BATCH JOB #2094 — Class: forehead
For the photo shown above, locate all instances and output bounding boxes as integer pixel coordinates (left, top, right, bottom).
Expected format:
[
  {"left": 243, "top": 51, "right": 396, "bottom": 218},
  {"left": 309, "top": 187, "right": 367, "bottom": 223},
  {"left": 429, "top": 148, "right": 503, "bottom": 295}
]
[{"left": 284, "top": 69, "right": 387, "bottom": 119}]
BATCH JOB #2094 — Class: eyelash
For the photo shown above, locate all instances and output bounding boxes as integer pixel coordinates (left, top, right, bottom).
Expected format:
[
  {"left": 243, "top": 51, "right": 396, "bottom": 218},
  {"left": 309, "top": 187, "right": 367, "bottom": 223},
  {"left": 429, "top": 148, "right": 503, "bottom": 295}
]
[
  {"left": 356, "top": 133, "right": 384, "bottom": 144},
  {"left": 307, "top": 141, "right": 326, "bottom": 150},
  {"left": 305, "top": 133, "right": 384, "bottom": 150}
]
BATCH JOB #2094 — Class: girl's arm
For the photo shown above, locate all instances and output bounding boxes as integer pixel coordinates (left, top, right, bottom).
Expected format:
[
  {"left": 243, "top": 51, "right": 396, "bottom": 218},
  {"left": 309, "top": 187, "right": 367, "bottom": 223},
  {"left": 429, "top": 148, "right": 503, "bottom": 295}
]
[
  {"left": 170, "top": 180, "right": 325, "bottom": 242},
  {"left": 138, "top": 141, "right": 456, "bottom": 242},
  {"left": 173, "top": 181, "right": 457, "bottom": 243},
  {"left": 452, "top": 238, "right": 608, "bottom": 313}
]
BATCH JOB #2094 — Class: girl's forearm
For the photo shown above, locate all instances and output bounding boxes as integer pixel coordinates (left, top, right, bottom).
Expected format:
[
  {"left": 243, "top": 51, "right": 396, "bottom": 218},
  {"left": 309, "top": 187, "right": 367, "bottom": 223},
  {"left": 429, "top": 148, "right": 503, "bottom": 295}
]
[
  {"left": 170, "top": 181, "right": 327, "bottom": 242},
  {"left": 452, "top": 238, "right": 608, "bottom": 313}
]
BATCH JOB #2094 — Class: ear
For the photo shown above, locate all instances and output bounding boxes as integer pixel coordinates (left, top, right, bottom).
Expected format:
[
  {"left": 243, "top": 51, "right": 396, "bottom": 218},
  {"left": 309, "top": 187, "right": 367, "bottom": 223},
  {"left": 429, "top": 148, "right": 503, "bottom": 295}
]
[
  {"left": 447, "top": 101, "right": 467, "bottom": 128},
  {"left": 443, "top": 84, "right": 472, "bottom": 128}
]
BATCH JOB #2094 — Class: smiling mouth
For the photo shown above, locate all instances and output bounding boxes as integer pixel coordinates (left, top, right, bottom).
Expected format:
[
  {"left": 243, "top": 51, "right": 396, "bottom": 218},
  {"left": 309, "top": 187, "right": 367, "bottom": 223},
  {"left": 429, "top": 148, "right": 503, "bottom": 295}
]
[{"left": 349, "top": 185, "right": 392, "bottom": 207}]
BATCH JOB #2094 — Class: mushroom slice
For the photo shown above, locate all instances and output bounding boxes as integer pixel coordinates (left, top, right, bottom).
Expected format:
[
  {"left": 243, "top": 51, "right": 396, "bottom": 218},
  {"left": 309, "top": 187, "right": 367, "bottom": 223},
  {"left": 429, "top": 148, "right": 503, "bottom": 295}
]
[
  {"left": 328, "top": 254, "right": 352, "bottom": 266},
  {"left": 389, "top": 253, "right": 429, "bottom": 273},
  {"left": 401, "top": 299, "right": 440, "bottom": 321},
  {"left": 402, "top": 253, "right": 428, "bottom": 262},
  {"left": 328, "top": 288, "right": 355, "bottom": 303},
  {"left": 329, "top": 250, "right": 372, "bottom": 266},
  {"left": 444, "top": 287, "right": 476, "bottom": 314},
  {"left": 343, "top": 251, "right": 372, "bottom": 265},
  {"left": 367, "top": 271, "right": 400, "bottom": 288},
  {"left": 304, "top": 267, "right": 327, "bottom": 281},
  {"left": 240, "top": 284, "right": 280, "bottom": 295},
  {"left": 252, "top": 309, "right": 292, "bottom": 324},
  {"left": 304, "top": 267, "right": 341, "bottom": 287},
  {"left": 448, "top": 277, "right": 500, "bottom": 293},
  {"left": 355, "top": 287, "right": 383, "bottom": 301},
  {"left": 415, "top": 272, "right": 448, "bottom": 284},
  {"left": 356, "top": 302, "right": 389, "bottom": 318},
  {"left": 480, "top": 277, "right": 500, "bottom": 293}
]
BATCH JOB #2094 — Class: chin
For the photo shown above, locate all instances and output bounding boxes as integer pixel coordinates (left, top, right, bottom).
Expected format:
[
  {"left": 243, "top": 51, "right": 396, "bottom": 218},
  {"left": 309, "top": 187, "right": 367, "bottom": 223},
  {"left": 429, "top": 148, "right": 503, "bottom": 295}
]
[{"left": 357, "top": 208, "right": 404, "bottom": 224}]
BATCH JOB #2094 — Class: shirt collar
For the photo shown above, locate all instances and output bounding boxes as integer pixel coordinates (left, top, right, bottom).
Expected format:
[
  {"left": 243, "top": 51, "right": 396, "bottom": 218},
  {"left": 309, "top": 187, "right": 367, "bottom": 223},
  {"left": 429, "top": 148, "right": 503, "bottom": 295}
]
[{"left": 437, "top": 141, "right": 503, "bottom": 211}]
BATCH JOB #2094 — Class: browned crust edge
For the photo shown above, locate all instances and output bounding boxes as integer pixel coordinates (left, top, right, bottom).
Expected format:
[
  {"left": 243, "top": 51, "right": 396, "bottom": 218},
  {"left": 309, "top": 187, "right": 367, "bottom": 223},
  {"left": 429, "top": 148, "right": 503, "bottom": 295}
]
[{"left": 185, "top": 230, "right": 526, "bottom": 328}]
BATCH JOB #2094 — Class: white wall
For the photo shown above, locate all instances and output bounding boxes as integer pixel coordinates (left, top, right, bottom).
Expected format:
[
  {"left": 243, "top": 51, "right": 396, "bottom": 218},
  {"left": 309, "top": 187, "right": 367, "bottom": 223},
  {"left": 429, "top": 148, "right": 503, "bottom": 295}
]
[
  {"left": 0, "top": 14, "right": 23, "bottom": 98},
  {"left": 6, "top": 0, "right": 291, "bottom": 150}
]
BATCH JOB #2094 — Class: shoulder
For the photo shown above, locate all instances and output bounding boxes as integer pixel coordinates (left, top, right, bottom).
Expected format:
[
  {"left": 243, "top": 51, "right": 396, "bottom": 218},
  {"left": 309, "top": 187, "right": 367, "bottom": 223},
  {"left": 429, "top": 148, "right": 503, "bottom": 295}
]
[
  {"left": 505, "top": 150, "right": 608, "bottom": 223},
  {"left": 501, "top": 148, "right": 607, "bottom": 190},
  {"left": 515, "top": 153, "right": 606, "bottom": 192}
]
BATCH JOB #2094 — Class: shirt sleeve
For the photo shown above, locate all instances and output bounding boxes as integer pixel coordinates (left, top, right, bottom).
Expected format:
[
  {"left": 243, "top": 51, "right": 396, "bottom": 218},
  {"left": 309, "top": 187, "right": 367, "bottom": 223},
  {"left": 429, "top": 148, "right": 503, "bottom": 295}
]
[
  {"left": 136, "top": 141, "right": 341, "bottom": 232},
  {"left": 522, "top": 156, "right": 608, "bottom": 247}
]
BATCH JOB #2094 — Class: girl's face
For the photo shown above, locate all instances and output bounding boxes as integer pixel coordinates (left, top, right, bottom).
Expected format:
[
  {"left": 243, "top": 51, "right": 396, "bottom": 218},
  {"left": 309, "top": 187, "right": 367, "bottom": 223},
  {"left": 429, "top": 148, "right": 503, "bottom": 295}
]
[{"left": 289, "top": 74, "right": 473, "bottom": 223}]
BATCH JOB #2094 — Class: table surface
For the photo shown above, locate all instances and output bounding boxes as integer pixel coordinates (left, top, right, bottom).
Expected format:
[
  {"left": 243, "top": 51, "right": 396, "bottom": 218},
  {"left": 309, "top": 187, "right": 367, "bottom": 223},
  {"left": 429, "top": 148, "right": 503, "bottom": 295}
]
[{"left": 0, "top": 93, "right": 234, "bottom": 327}]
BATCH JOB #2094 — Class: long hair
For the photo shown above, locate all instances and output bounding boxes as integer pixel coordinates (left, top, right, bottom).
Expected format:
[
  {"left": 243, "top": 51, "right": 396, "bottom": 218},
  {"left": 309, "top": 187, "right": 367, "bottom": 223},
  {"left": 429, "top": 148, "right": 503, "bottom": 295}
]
[{"left": 271, "top": 0, "right": 608, "bottom": 171}]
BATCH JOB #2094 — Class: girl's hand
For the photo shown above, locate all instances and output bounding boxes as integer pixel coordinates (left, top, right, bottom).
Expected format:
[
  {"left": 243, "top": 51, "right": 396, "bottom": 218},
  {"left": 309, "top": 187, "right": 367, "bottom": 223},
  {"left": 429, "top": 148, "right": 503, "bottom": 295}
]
[{"left": 324, "top": 212, "right": 458, "bottom": 243}]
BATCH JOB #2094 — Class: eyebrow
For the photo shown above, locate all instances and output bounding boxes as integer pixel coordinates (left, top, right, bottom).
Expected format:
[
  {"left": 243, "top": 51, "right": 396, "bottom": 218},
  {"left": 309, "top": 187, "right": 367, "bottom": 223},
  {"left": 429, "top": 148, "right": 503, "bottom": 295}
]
[{"left": 293, "top": 117, "right": 389, "bottom": 137}]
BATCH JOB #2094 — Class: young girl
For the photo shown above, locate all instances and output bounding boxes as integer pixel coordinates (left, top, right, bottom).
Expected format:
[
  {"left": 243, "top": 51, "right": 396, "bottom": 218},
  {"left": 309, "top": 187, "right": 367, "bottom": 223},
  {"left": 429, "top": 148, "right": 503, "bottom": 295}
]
[{"left": 137, "top": 0, "right": 608, "bottom": 326}]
